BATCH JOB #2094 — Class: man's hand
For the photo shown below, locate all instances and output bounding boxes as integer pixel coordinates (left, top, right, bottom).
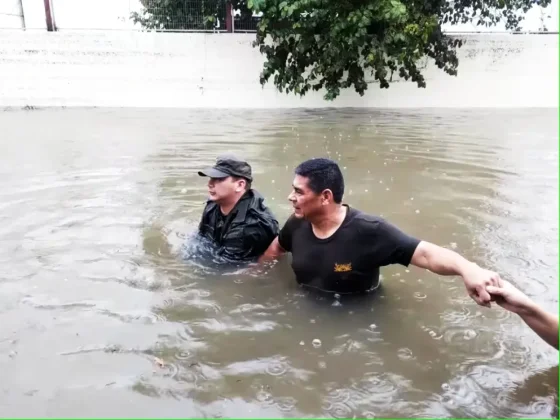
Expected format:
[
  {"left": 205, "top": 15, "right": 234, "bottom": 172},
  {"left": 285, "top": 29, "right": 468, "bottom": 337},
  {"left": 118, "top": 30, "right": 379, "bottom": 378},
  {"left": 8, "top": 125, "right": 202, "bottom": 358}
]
[
  {"left": 486, "top": 280, "right": 537, "bottom": 315},
  {"left": 461, "top": 264, "right": 503, "bottom": 307}
]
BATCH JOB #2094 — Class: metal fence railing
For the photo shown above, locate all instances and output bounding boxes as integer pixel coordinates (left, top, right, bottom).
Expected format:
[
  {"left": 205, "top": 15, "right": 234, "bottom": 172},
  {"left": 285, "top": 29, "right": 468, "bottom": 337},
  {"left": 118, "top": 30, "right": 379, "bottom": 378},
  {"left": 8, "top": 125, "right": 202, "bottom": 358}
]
[
  {"left": 232, "top": 9, "right": 260, "bottom": 32},
  {"left": 131, "top": 0, "right": 230, "bottom": 32},
  {"left": 131, "top": 0, "right": 263, "bottom": 32}
]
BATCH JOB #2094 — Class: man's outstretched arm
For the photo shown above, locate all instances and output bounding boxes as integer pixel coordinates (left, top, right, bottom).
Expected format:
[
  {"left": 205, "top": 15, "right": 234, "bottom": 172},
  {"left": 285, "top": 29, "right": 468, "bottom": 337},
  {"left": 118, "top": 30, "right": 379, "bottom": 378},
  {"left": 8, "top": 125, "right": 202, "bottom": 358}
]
[{"left": 410, "top": 241, "right": 503, "bottom": 307}]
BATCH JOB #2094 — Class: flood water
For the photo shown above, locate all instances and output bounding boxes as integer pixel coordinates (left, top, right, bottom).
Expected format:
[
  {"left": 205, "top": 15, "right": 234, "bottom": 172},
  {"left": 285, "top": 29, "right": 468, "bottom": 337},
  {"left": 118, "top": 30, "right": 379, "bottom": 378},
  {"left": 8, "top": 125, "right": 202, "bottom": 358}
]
[{"left": 0, "top": 107, "right": 557, "bottom": 418}]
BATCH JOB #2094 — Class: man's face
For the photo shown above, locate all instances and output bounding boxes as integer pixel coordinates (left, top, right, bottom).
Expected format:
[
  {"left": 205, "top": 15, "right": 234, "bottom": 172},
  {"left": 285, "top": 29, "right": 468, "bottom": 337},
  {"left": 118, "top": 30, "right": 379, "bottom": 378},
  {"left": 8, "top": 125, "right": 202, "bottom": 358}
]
[
  {"left": 288, "top": 175, "right": 324, "bottom": 219},
  {"left": 207, "top": 176, "right": 242, "bottom": 203}
]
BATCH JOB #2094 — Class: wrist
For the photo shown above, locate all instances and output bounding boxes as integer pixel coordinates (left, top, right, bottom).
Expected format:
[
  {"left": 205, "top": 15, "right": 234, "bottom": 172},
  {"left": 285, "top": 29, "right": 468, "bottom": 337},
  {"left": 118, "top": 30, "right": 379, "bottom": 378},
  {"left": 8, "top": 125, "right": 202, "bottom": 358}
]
[
  {"left": 517, "top": 299, "right": 541, "bottom": 318},
  {"left": 457, "top": 260, "right": 478, "bottom": 277}
]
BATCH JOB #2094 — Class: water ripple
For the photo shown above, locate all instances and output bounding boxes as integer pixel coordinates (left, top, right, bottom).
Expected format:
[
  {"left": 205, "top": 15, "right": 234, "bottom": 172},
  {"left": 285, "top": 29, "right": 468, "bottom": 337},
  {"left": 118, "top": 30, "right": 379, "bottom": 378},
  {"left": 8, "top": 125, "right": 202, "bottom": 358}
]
[{"left": 265, "top": 359, "right": 290, "bottom": 377}]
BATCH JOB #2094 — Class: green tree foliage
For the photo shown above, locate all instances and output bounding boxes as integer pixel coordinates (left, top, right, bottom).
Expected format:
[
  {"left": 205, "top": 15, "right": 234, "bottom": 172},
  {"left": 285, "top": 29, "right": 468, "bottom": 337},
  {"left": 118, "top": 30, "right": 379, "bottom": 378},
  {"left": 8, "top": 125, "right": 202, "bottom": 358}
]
[{"left": 248, "top": 0, "right": 550, "bottom": 100}]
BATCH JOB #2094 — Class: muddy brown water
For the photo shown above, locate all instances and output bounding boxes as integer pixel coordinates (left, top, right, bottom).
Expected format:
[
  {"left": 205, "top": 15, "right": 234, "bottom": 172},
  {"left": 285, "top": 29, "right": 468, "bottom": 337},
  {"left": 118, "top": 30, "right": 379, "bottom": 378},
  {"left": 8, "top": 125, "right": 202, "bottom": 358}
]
[{"left": 0, "top": 107, "right": 557, "bottom": 417}]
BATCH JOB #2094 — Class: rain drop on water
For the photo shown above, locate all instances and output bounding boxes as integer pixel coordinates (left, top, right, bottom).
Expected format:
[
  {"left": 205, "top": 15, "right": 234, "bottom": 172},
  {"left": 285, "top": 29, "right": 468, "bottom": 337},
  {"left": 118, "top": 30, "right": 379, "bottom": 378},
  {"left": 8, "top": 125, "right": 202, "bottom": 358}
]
[{"left": 463, "top": 330, "right": 477, "bottom": 340}]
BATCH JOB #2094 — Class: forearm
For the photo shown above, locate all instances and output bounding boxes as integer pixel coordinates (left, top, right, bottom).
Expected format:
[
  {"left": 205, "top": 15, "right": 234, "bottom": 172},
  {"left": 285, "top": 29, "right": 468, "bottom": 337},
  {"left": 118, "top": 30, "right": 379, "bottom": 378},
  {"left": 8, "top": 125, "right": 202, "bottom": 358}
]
[
  {"left": 258, "top": 248, "right": 277, "bottom": 263},
  {"left": 413, "top": 242, "right": 476, "bottom": 276},
  {"left": 258, "top": 237, "right": 285, "bottom": 263},
  {"left": 519, "top": 304, "right": 559, "bottom": 350}
]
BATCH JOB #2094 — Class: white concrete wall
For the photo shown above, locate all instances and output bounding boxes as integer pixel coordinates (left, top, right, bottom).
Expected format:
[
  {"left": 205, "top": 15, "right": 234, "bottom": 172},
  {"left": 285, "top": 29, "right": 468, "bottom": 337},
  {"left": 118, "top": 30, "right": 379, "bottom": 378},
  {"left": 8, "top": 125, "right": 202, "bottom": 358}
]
[{"left": 0, "top": 30, "right": 557, "bottom": 108}]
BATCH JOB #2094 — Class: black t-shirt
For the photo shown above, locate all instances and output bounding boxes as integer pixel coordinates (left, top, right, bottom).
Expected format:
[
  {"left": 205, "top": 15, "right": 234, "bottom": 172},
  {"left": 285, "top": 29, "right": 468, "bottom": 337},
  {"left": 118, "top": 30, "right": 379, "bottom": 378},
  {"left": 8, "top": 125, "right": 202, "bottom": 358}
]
[{"left": 277, "top": 205, "right": 421, "bottom": 294}]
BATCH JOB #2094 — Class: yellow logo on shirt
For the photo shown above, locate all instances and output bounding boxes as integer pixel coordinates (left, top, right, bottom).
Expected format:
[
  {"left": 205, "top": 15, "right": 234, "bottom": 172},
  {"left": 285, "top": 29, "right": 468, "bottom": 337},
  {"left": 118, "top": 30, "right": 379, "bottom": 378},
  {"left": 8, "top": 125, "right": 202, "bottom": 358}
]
[{"left": 334, "top": 262, "right": 352, "bottom": 272}]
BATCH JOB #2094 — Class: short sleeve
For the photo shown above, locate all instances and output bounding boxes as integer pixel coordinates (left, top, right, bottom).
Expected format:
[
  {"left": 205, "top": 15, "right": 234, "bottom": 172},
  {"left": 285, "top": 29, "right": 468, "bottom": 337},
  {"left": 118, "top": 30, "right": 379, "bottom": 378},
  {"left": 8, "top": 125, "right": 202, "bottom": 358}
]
[
  {"left": 278, "top": 214, "right": 299, "bottom": 252},
  {"left": 367, "top": 218, "right": 421, "bottom": 267},
  {"left": 243, "top": 220, "right": 278, "bottom": 257}
]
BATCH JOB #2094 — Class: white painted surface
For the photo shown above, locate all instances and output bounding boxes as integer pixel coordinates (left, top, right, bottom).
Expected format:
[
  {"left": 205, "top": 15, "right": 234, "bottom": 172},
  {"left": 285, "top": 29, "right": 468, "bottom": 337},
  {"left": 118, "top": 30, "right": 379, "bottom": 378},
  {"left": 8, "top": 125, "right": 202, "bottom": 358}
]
[
  {"left": 0, "top": 30, "right": 557, "bottom": 108},
  {"left": 0, "top": 0, "right": 24, "bottom": 28},
  {"left": 0, "top": 0, "right": 47, "bottom": 29},
  {"left": 49, "top": 0, "right": 142, "bottom": 30}
]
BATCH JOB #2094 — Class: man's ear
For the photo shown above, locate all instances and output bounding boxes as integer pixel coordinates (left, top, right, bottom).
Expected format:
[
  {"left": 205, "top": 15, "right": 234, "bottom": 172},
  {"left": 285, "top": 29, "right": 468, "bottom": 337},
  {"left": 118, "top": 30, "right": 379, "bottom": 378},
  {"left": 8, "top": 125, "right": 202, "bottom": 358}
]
[{"left": 321, "top": 189, "right": 333, "bottom": 205}]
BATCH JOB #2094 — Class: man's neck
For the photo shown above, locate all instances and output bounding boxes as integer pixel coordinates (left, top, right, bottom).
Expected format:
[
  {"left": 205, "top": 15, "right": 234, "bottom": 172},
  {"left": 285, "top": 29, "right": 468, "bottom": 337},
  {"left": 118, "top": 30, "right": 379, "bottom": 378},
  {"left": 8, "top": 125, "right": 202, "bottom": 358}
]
[
  {"left": 310, "top": 205, "right": 347, "bottom": 239},
  {"left": 219, "top": 193, "right": 244, "bottom": 216}
]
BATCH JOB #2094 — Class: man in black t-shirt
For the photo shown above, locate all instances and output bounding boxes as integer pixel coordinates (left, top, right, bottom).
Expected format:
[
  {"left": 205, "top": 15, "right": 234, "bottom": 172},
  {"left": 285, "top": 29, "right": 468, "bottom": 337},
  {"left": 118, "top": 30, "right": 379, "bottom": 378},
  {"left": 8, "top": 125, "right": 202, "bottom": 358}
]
[{"left": 259, "top": 158, "right": 502, "bottom": 307}]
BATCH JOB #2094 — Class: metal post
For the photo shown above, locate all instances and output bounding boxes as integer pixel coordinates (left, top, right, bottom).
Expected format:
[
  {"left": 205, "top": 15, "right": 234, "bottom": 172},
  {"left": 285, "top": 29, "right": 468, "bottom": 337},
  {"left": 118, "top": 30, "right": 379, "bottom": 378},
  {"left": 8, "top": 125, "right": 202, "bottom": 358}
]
[
  {"left": 225, "top": 1, "right": 233, "bottom": 32},
  {"left": 18, "top": 0, "right": 26, "bottom": 29},
  {"left": 44, "top": 0, "right": 54, "bottom": 31},
  {"left": 50, "top": 0, "right": 57, "bottom": 30}
]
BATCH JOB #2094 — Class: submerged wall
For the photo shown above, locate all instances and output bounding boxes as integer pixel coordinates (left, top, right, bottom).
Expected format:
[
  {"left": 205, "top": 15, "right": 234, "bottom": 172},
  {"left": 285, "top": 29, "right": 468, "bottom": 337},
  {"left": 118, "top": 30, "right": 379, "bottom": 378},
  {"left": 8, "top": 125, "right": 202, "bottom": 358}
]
[{"left": 0, "top": 30, "right": 557, "bottom": 108}]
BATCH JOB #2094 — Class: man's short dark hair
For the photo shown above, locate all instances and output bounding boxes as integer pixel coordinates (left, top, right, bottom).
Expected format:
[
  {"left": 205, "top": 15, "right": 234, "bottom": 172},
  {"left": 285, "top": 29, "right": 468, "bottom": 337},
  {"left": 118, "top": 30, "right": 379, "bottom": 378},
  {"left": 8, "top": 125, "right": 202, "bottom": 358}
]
[{"left": 294, "top": 158, "right": 344, "bottom": 203}]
